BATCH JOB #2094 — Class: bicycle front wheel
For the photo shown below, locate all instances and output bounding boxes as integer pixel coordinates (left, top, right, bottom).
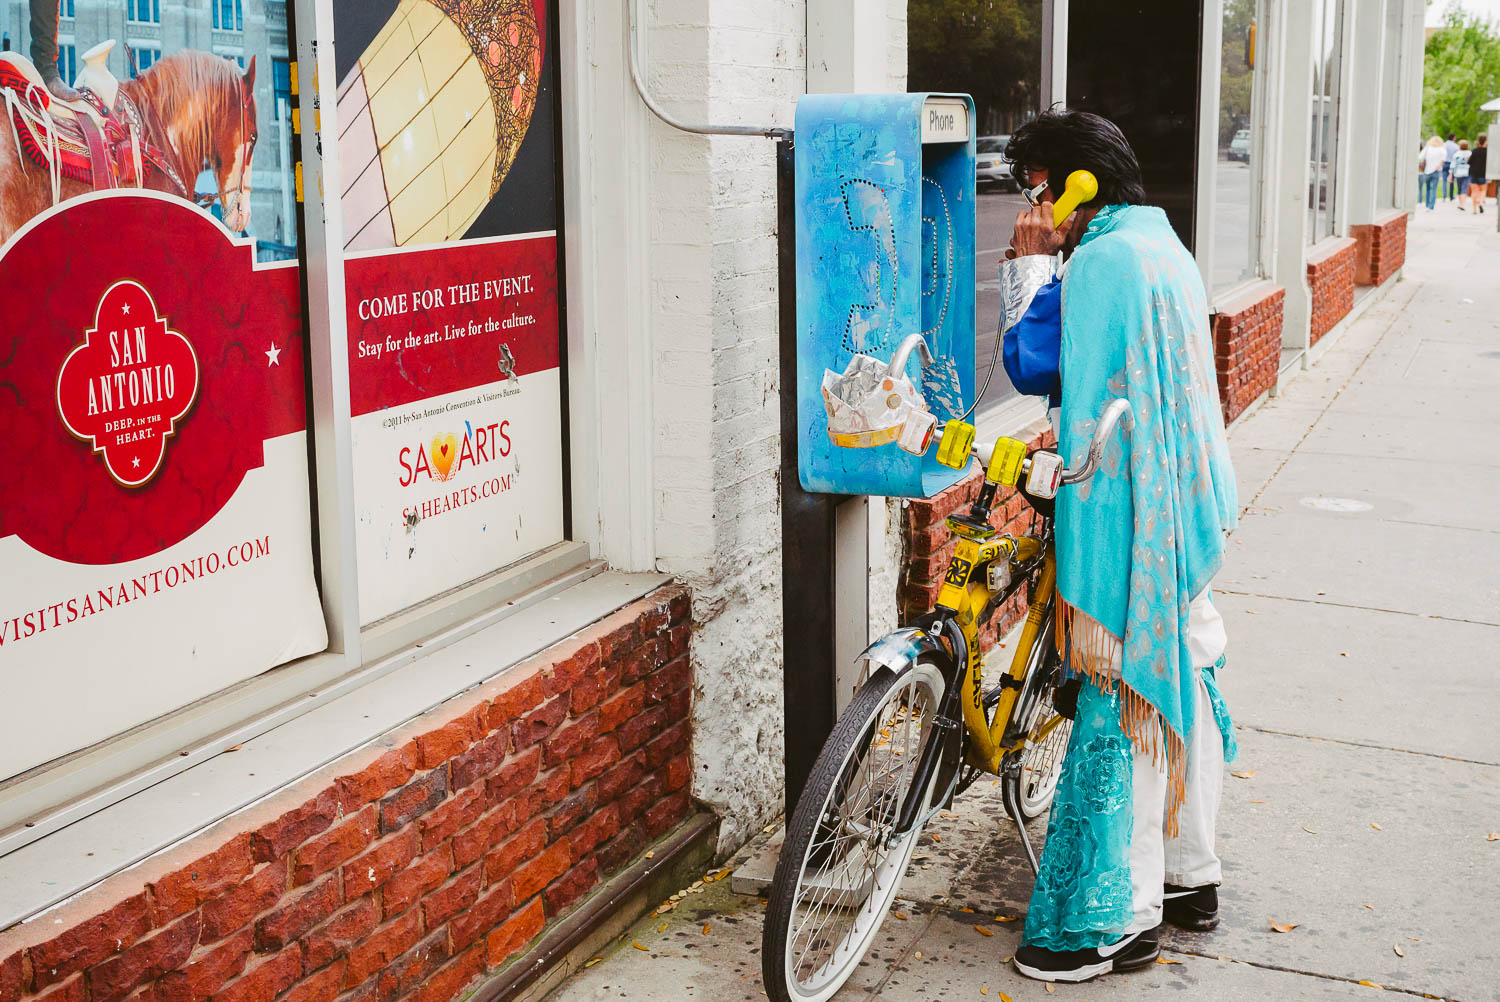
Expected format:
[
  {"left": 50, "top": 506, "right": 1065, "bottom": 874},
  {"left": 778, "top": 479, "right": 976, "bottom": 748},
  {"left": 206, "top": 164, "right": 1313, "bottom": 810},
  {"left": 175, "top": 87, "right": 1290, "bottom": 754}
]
[{"left": 761, "top": 659, "right": 947, "bottom": 1002}]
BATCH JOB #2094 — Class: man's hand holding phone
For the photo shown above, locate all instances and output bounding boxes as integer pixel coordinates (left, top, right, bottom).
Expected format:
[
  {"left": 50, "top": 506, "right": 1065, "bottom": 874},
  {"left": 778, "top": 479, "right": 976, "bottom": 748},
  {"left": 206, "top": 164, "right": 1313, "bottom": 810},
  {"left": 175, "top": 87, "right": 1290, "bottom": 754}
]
[{"left": 1005, "top": 203, "right": 1066, "bottom": 260}]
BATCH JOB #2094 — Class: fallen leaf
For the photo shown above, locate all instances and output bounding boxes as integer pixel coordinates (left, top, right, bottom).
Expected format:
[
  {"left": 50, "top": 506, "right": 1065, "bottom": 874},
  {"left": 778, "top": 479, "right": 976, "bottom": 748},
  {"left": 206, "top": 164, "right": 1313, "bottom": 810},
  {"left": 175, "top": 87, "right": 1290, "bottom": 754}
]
[
  {"left": 702, "top": 924, "right": 711, "bottom": 935},
  {"left": 584, "top": 958, "right": 603, "bottom": 968},
  {"left": 1302, "top": 826, "right": 1320, "bottom": 835},
  {"left": 224, "top": 744, "right": 242, "bottom": 752},
  {"left": 1357, "top": 980, "right": 1384, "bottom": 989},
  {"left": 1156, "top": 956, "right": 1183, "bottom": 965},
  {"left": 1230, "top": 770, "right": 1255, "bottom": 779},
  {"left": 1249, "top": 800, "right": 1266, "bottom": 804},
  {"left": 1393, "top": 944, "right": 1404, "bottom": 957},
  {"left": 975, "top": 925, "right": 995, "bottom": 936},
  {"left": 632, "top": 941, "right": 649, "bottom": 952},
  {"left": 995, "top": 915, "right": 1019, "bottom": 923},
  {"left": 644, "top": 851, "right": 655, "bottom": 859},
  {"left": 933, "top": 834, "right": 943, "bottom": 842},
  {"left": 1487, "top": 832, "right": 1499, "bottom": 841},
  {"left": 981, "top": 989, "right": 989, "bottom": 997},
  {"left": 960, "top": 907, "right": 975, "bottom": 913},
  {"left": 1363, "top": 904, "right": 1374, "bottom": 910},
  {"left": 999, "top": 995, "right": 1013, "bottom": 1002},
  {"left": 893, "top": 912, "right": 908, "bottom": 920},
  {"left": 1371, "top": 822, "right": 1382, "bottom": 830},
  {"left": 657, "top": 923, "right": 668, "bottom": 933},
  {"left": 914, "top": 951, "right": 923, "bottom": 960},
  {"left": 1270, "top": 919, "right": 1299, "bottom": 933},
  {"left": 942, "top": 812, "right": 959, "bottom": 818},
  {"left": 1045, "top": 984, "right": 1056, "bottom": 994},
  {"left": 1407, "top": 936, "right": 1419, "bottom": 941}
]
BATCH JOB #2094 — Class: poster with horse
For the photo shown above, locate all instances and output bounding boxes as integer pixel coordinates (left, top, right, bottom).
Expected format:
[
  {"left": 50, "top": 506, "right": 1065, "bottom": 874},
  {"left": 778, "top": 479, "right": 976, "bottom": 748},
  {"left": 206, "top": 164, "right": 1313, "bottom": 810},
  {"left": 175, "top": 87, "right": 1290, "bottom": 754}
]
[
  {"left": 0, "top": 0, "right": 325, "bottom": 779},
  {"left": 333, "top": 0, "right": 566, "bottom": 626}
]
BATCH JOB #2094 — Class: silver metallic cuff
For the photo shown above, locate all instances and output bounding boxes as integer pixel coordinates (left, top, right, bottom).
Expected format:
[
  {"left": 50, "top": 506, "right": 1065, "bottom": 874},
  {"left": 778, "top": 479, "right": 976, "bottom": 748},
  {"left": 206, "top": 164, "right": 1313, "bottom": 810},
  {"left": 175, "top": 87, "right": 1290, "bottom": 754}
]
[{"left": 998, "top": 255, "right": 1057, "bottom": 336}]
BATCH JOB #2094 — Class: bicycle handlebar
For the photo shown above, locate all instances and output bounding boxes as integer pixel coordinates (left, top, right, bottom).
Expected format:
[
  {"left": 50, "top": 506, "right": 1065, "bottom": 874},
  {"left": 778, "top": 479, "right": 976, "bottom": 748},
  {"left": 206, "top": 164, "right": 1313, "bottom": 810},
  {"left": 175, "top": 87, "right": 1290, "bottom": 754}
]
[{"left": 1059, "top": 397, "right": 1133, "bottom": 485}]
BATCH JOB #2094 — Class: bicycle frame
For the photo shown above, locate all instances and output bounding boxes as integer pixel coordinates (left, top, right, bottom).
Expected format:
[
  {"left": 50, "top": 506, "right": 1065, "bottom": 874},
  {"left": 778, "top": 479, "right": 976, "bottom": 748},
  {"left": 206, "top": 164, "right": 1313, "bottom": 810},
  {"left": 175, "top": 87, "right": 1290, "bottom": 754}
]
[{"left": 935, "top": 528, "right": 1053, "bottom": 774}]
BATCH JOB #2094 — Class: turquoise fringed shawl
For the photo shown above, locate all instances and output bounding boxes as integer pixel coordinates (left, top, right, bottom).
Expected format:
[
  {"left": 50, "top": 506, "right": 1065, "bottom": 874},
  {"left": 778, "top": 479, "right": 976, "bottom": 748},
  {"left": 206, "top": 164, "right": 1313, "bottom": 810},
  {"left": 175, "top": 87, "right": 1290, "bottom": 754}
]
[{"left": 1055, "top": 205, "right": 1237, "bottom": 805}]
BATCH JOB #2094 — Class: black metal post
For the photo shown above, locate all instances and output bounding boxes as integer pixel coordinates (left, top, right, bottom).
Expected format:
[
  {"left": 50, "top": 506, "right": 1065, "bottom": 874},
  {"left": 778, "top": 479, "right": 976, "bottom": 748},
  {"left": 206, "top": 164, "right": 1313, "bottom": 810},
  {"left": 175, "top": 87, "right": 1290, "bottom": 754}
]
[{"left": 776, "top": 135, "right": 839, "bottom": 811}]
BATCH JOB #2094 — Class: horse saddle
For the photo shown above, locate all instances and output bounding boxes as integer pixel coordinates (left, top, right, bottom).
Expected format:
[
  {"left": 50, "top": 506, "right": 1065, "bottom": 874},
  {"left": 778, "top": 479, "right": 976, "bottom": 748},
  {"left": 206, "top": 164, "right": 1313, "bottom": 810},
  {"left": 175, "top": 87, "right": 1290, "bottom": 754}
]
[{"left": 0, "top": 47, "right": 183, "bottom": 195}]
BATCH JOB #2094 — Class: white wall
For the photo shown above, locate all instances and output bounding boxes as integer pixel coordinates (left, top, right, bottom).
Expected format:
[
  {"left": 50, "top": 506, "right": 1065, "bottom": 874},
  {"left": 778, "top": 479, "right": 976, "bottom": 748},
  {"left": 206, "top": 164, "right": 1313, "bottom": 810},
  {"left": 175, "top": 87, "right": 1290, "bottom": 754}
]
[
  {"left": 564, "top": 0, "right": 908, "bottom": 854},
  {"left": 641, "top": 0, "right": 801, "bottom": 853}
]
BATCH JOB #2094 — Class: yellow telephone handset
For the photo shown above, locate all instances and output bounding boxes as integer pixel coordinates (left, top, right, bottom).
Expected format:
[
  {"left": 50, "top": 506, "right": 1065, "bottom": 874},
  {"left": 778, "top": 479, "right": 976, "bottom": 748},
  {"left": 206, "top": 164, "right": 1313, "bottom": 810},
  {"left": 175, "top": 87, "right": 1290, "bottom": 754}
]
[{"left": 1052, "top": 170, "right": 1099, "bottom": 229}]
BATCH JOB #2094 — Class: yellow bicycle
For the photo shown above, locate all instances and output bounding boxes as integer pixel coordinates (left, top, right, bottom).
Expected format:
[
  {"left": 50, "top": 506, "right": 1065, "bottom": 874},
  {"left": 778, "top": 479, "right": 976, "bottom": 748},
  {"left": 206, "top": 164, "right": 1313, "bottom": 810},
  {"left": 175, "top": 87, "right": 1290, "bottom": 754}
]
[{"left": 761, "top": 398, "right": 1134, "bottom": 1002}]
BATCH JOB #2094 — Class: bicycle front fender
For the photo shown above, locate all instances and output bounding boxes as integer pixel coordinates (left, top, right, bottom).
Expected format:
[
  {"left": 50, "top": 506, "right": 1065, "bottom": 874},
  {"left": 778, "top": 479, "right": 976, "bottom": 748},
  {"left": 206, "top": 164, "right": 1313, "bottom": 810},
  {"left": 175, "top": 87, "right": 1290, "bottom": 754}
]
[{"left": 857, "top": 627, "right": 952, "bottom": 675}]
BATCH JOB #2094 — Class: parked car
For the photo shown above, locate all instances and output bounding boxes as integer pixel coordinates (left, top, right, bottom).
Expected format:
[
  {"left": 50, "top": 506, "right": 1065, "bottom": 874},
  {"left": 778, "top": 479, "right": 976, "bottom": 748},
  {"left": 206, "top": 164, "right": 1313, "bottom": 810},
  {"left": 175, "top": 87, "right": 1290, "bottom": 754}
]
[
  {"left": 1228, "top": 129, "right": 1251, "bottom": 162},
  {"left": 976, "top": 135, "right": 1015, "bottom": 190}
]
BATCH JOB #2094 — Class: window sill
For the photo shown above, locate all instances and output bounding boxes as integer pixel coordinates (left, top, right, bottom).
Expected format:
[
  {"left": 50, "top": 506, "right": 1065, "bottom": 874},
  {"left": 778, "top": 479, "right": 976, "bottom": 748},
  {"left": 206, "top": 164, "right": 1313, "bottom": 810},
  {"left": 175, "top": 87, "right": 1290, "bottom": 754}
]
[{"left": 0, "top": 567, "right": 669, "bottom": 929}]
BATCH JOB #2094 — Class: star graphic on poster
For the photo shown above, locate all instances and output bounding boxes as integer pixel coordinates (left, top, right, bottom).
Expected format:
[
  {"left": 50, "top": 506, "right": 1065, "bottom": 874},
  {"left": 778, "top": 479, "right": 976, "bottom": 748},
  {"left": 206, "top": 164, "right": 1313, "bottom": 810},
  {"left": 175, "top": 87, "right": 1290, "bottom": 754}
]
[
  {"left": 121, "top": 302, "right": 131, "bottom": 315},
  {"left": 266, "top": 342, "right": 282, "bottom": 366},
  {"left": 132, "top": 456, "right": 140, "bottom": 468}
]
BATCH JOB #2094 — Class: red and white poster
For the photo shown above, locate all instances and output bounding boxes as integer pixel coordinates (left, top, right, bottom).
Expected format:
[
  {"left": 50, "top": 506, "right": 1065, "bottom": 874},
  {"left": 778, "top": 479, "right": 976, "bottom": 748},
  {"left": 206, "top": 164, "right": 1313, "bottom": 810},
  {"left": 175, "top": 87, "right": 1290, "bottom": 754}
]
[
  {"left": 344, "top": 236, "right": 563, "bottom": 624},
  {"left": 0, "top": 194, "right": 326, "bottom": 778},
  {"left": 336, "top": 0, "right": 565, "bottom": 625},
  {"left": 0, "top": 6, "right": 322, "bottom": 779}
]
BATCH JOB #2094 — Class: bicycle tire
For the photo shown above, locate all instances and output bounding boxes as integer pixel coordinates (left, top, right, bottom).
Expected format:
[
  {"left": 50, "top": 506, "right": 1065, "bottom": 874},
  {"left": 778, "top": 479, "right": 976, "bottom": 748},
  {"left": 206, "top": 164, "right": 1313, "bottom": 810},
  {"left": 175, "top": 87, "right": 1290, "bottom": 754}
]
[
  {"left": 761, "top": 659, "right": 947, "bottom": 1002},
  {"left": 1003, "top": 630, "right": 1072, "bottom": 820}
]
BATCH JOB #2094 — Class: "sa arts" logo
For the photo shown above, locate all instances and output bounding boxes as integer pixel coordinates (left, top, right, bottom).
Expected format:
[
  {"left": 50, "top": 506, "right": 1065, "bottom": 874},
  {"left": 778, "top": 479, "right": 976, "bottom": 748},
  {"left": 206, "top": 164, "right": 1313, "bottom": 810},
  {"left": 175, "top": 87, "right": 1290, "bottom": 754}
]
[
  {"left": 397, "top": 421, "right": 511, "bottom": 487},
  {"left": 56, "top": 280, "right": 199, "bottom": 487}
]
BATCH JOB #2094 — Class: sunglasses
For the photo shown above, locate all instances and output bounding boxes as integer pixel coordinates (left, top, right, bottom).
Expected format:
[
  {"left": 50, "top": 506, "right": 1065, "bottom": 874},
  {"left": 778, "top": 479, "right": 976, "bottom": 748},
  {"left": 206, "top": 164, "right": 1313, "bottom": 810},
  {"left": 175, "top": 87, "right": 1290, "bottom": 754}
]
[{"left": 1022, "top": 179, "right": 1050, "bottom": 208}]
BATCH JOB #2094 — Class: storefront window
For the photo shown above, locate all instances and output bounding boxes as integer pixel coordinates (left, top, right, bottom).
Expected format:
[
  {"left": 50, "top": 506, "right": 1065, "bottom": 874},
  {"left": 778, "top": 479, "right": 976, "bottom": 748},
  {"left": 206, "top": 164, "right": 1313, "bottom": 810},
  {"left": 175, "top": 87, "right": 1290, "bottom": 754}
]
[
  {"left": 908, "top": 0, "right": 1042, "bottom": 418},
  {"left": 0, "top": 0, "right": 567, "bottom": 798},
  {"left": 1308, "top": 0, "right": 1343, "bottom": 242},
  {"left": 1212, "top": 0, "right": 1259, "bottom": 292}
]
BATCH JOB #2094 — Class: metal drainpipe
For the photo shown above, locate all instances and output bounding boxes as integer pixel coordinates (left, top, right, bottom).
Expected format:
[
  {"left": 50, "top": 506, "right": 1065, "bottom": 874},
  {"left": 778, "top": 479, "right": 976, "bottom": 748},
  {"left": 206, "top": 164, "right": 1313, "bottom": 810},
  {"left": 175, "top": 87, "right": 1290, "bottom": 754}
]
[{"left": 627, "top": 0, "right": 790, "bottom": 139}]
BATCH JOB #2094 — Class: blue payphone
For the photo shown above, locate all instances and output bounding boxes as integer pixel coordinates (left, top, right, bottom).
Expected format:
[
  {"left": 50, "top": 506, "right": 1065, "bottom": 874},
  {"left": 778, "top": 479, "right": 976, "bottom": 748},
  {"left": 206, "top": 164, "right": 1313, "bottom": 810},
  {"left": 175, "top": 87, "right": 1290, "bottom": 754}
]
[{"left": 795, "top": 93, "right": 977, "bottom": 498}]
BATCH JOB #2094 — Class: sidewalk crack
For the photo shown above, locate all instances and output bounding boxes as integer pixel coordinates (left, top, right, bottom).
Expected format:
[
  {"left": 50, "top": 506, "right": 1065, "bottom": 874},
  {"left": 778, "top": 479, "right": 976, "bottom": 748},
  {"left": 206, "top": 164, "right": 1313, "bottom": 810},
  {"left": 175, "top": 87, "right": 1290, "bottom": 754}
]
[
  {"left": 1234, "top": 724, "right": 1500, "bottom": 766},
  {"left": 1164, "top": 947, "right": 1470, "bottom": 1001},
  {"left": 1212, "top": 588, "right": 1500, "bottom": 628}
]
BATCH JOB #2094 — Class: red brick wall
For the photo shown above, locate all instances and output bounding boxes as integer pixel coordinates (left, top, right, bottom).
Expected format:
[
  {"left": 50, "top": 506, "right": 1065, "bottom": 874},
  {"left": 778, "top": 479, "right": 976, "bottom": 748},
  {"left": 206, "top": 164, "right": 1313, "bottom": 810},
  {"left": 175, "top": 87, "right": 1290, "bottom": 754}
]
[
  {"left": 1350, "top": 209, "right": 1409, "bottom": 287},
  {"left": 1211, "top": 283, "right": 1284, "bottom": 424},
  {"left": 0, "top": 587, "right": 693, "bottom": 1002},
  {"left": 1306, "top": 237, "right": 1357, "bottom": 345},
  {"left": 899, "top": 426, "right": 1055, "bottom": 652}
]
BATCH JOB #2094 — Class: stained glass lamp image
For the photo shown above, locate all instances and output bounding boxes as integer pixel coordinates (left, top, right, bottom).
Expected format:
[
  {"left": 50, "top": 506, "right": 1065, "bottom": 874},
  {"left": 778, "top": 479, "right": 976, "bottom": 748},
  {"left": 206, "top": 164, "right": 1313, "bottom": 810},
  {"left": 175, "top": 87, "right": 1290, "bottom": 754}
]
[{"left": 339, "top": 0, "right": 542, "bottom": 251}]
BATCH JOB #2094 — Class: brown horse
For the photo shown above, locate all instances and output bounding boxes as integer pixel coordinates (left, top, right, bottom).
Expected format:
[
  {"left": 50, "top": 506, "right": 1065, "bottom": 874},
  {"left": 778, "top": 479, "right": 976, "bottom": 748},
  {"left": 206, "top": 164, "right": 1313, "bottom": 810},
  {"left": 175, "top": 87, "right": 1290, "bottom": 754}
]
[{"left": 0, "top": 49, "right": 257, "bottom": 244}]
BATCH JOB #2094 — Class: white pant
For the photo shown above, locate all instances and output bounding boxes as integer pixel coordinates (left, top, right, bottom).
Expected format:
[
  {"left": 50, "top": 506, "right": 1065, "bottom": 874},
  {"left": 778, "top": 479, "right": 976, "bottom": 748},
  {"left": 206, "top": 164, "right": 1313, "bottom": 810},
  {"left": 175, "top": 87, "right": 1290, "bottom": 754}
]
[{"left": 1123, "top": 672, "right": 1225, "bottom": 933}]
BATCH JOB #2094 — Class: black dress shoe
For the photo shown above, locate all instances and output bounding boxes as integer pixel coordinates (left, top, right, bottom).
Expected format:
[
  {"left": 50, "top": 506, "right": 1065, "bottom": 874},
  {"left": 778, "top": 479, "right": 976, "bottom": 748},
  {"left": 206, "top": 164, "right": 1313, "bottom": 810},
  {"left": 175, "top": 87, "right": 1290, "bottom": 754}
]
[
  {"left": 1013, "top": 927, "right": 1160, "bottom": 983},
  {"left": 1163, "top": 882, "right": 1219, "bottom": 931}
]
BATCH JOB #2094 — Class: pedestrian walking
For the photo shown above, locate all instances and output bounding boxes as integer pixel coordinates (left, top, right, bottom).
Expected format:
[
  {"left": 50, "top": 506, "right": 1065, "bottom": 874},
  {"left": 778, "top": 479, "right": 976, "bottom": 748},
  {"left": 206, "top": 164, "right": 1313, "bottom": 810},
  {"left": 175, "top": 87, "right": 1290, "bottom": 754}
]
[
  {"left": 1453, "top": 140, "right": 1473, "bottom": 209},
  {"left": 1420, "top": 136, "right": 1447, "bottom": 210},
  {"left": 1444, "top": 133, "right": 1459, "bottom": 199},
  {"left": 1468, "top": 135, "right": 1488, "bottom": 214}
]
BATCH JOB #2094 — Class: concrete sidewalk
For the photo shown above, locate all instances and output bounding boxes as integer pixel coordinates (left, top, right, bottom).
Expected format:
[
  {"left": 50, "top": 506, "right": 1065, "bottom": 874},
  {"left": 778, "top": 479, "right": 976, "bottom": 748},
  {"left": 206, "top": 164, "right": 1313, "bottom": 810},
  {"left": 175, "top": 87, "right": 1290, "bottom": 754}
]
[{"left": 538, "top": 207, "right": 1500, "bottom": 1002}]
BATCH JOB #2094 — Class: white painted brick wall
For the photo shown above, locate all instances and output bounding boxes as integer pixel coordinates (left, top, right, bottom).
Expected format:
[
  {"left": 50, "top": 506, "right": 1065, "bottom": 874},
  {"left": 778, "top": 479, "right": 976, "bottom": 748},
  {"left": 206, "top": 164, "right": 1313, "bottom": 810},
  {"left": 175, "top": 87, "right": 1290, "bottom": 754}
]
[{"left": 634, "top": 0, "right": 906, "bottom": 852}]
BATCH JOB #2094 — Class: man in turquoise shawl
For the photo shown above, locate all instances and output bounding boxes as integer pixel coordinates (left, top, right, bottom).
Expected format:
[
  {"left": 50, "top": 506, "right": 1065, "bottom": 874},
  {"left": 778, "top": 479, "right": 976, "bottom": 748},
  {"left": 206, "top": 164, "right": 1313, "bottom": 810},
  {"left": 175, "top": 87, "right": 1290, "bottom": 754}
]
[{"left": 995, "top": 111, "right": 1240, "bottom": 983}]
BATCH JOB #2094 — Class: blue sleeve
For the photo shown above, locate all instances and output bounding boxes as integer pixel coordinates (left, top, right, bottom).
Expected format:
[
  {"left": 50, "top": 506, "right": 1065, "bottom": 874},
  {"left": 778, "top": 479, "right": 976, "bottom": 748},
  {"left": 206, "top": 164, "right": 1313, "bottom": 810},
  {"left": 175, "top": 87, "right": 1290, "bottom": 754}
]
[{"left": 1002, "top": 276, "right": 1063, "bottom": 403}]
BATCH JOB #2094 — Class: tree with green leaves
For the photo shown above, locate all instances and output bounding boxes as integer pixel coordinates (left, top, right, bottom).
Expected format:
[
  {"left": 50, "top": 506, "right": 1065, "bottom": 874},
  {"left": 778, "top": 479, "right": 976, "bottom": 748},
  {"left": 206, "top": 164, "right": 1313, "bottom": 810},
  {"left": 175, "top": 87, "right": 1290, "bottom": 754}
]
[
  {"left": 1219, "top": 0, "right": 1255, "bottom": 148},
  {"left": 1423, "top": 6, "right": 1500, "bottom": 142},
  {"left": 907, "top": 0, "right": 1042, "bottom": 135}
]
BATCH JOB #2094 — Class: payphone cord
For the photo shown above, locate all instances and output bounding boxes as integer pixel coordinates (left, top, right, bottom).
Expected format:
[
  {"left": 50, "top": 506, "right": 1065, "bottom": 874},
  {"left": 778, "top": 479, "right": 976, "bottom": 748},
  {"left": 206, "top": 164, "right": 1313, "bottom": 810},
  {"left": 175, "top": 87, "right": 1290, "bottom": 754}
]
[{"left": 956, "top": 323, "right": 1006, "bottom": 423}]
